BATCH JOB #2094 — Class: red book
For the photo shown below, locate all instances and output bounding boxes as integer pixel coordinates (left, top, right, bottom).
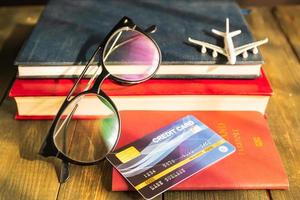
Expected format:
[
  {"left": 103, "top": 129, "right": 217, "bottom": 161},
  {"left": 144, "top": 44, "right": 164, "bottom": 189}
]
[
  {"left": 10, "top": 70, "right": 272, "bottom": 118},
  {"left": 112, "top": 111, "right": 288, "bottom": 190},
  {"left": 11, "top": 70, "right": 272, "bottom": 97}
]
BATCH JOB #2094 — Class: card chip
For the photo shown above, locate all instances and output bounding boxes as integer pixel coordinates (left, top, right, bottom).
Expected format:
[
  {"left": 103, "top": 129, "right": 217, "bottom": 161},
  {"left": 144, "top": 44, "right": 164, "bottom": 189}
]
[{"left": 116, "top": 146, "right": 141, "bottom": 163}]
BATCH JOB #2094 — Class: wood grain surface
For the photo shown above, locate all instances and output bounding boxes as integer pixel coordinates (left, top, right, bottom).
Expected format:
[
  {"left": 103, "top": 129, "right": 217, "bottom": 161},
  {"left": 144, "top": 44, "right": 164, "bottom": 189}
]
[
  {"left": 273, "top": 5, "right": 300, "bottom": 61},
  {"left": 0, "top": 98, "right": 59, "bottom": 199},
  {"left": 245, "top": 6, "right": 300, "bottom": 200},
  {"left": 0, "top": 5, "right": 299, "bottom": 200}
]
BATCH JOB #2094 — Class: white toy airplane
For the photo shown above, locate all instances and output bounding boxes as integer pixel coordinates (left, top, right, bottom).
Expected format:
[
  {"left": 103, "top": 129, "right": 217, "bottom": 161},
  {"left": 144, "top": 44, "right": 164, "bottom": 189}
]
[{"left": 188, "top": 18, "right": 268, "bottom": 65}]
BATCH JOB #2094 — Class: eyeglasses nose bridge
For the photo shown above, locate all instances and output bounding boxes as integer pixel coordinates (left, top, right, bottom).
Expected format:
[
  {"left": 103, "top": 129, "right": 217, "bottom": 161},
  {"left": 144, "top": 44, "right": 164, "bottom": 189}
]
[{"left": 90, "top": 67, "right": 110, "bottom": 93}]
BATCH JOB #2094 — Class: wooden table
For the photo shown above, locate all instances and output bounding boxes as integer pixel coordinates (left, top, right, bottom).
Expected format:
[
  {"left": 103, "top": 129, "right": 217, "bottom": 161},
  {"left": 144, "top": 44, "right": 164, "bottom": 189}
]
[{"left": 0, "top": 5, "right": 299, "bottom": 200}]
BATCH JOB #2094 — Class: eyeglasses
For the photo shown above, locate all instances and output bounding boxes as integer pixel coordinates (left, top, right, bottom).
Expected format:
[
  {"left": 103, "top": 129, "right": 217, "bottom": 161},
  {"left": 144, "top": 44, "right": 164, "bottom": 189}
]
[{"left": 39, "top": 16, "right": 161, "bottom": 183}]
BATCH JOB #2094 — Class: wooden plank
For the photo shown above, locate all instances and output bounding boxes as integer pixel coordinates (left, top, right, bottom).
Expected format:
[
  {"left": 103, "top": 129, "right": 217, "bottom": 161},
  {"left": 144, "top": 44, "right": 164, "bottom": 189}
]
[
  {"left": 0, "top": 98, "right": 60, "bottom": 199},
  {"left": 245, "top": 7, "right": 300, "bottom": 200},
  {"left": 273, "top": 5, "right": 300, "bottom": 61},
  {"left": 0, "top": 6, "right": 43, "bottom": 104},
  {"left": 165, "top": 191, "right": 270, "bottom": 200},
  {"left": 57, "top": 120, "right": 162, "bottom": 200},
  {"left": 57, "top": 160, "right": 162, "bottom": 200},
  {"left": 237, "top": 0, "right": 300, "bottom": 7},
  {"left": 0, "top": 6, "right": 60, "bottom": 200}
]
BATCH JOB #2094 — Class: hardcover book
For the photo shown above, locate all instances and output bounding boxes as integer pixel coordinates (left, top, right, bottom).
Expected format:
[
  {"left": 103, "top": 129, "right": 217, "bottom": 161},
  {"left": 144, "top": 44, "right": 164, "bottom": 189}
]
[
  {"left": 9, "top": 70, "right": 272, "bottom": 118},
  {"left": 15, "top": 0, "right": 264, "bottom": 78},
  {"left": 111, "top": 111, "right": 288, "bottom": 190}
]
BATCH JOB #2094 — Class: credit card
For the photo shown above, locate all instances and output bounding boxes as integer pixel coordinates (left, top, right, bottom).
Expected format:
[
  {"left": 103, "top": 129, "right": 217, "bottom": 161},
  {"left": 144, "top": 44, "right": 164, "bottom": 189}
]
[{"left": 106, "top": 115, "right": 236, "bottom": 199}]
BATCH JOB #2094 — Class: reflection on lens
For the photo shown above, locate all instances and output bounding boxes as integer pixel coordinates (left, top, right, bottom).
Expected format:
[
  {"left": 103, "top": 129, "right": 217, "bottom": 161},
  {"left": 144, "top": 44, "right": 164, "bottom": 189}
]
[
  {"left": 53, "top": 94, "right": 119, "bottom": 163},
  {"left": 104, "top": 29, "right": 160, "bottom": 82}
]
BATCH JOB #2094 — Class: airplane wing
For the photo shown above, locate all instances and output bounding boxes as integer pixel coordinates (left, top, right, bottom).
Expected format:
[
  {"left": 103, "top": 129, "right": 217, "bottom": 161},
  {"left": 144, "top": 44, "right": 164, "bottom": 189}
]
[
  {"left": 234, "top": 38, "right": 268, "bottom": 56},
  {"left": 188, "top": 37, "right": 226, "bottom": 56}
]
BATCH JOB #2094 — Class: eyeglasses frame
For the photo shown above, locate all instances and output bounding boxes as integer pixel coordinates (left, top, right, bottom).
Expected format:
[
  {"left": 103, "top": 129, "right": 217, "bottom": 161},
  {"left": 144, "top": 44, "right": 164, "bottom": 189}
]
[{"left": 38, "top": 16, "right": 161, "bottom": 181}]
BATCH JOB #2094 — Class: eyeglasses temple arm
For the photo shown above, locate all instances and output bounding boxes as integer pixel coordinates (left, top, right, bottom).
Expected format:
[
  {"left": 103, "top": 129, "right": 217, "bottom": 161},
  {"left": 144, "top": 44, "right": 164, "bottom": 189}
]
[
  {"left": 56, "top": 30, "right": 124, "bottom": 183},
  {"left": 59, "top": 160, "right": 70, "bottom": 183},
  {"left": 67, "top": 27, "right": 125, "bottom": 100},
  {"left": 66, "top": 45, "right": 102, "bottom": 100},
  {"left": 58, "top": 103, "right": 78, "bottom": 183},
  {"left": 144, "top": 25, "right": 157, "bottom": 34}
]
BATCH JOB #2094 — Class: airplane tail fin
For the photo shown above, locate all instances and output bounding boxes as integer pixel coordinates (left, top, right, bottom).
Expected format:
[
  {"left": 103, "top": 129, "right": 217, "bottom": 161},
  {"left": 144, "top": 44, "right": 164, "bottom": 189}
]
[
  {"left": 226, "top": 18, "right": 229, "bottom": 33},
  {"left": 212, "top": 18, "right": 229, "bottom": 37},
  {"left": 214, "top": 18, "right": 241, "bottom": 37},
  {"left": 226, "top": 18, "right": 241, "bottom": 37}
]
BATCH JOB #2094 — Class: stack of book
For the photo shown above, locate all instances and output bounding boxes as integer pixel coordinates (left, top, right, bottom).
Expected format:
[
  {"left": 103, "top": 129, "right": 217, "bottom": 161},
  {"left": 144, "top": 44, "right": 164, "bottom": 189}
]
[{"left": 10, "top": 0, "right": 288, "bottom": 191}]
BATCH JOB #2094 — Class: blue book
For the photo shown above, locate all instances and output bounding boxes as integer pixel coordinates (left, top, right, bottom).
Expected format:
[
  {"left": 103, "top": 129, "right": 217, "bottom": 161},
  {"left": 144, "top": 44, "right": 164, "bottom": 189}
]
[{"left": 15, "top": 0, "right": 264, "bottom": 78}]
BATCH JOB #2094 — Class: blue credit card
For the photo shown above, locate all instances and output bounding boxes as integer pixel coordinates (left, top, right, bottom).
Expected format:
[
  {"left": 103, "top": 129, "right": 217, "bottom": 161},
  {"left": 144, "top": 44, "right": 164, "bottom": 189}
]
[{"left": 106, "top": 115, "right": 236, "bottom": 200}]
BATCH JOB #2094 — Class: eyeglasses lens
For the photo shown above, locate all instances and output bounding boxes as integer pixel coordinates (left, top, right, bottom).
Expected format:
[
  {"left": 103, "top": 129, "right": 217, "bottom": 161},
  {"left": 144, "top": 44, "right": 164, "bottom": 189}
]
[
  {"left": 103, "top": 29, "right": 160, "bottom": 82},
  {"left": 53, "top": 94, "right": 119, "bottom": 163}
]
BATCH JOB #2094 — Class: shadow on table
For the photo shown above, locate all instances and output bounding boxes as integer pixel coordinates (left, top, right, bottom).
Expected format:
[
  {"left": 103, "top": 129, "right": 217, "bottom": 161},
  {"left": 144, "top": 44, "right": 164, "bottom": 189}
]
[
  {"left": 0, "top": 23, "right": 53, "bottom": 164},
  {"left": 0, "top": 24, "right": 36, "bottom": 105}
]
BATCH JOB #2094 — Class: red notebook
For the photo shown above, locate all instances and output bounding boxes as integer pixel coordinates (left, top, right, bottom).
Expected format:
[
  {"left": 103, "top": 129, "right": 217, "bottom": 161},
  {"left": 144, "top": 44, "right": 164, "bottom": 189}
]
[{"left": 112, "top": 111, "right": 288, "bottom": 190}]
